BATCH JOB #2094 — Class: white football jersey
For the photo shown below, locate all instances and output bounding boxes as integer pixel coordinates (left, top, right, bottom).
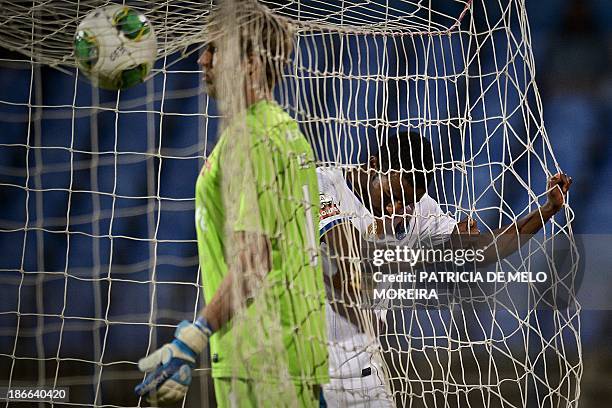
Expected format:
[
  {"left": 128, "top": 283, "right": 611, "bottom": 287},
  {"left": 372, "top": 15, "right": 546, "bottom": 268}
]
[
  {"left": 318, "top": 166, "right": 376, "bottom": 240},
  {"left": 391, "top": 192, "right": 458, "bottom": 247}
]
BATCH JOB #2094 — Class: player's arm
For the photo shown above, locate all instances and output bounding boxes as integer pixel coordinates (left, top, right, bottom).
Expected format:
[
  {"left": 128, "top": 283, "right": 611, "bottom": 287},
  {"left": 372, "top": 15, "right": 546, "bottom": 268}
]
[
  {"left": 199, "top": 231, "right": 271, "bottom": 330},
  {"left": 134, "top": 232, "right": 271, "bottom": 405},
  {"left": 135, "top": 130, "right": 280, "bottom": 405},
  {"left": 451, "top": 173, "right": 572, "bottom": 264},
  {"left": 322, "top": 222, "right": 371, "bottom": 332}
]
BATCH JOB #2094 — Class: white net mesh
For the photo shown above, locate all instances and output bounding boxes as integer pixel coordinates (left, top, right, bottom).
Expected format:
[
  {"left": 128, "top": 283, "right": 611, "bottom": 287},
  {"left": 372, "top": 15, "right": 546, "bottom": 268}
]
[{"left": 0, "top": 0, "right": 581, "bottom": 407}]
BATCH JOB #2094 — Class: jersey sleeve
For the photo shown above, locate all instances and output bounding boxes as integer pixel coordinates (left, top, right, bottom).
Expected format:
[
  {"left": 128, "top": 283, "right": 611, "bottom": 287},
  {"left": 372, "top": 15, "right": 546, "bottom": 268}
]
[
  {"left": 407, "top": 194, "right": 457, "bottom": 246},
  {"left": 317, "top": 168, "right": 353, "bottom": 238}
]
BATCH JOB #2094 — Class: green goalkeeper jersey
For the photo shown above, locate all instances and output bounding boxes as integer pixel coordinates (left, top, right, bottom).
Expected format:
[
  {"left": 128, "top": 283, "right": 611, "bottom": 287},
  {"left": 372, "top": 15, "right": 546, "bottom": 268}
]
[{"left": 195, "top": 99, "right": 329, "bottom": 384}]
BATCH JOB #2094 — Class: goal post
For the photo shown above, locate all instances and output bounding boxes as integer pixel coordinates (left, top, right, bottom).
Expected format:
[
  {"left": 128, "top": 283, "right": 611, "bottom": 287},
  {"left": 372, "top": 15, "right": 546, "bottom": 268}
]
[{"left": 0, "top": 0, "right": 581, "bottom": 407}]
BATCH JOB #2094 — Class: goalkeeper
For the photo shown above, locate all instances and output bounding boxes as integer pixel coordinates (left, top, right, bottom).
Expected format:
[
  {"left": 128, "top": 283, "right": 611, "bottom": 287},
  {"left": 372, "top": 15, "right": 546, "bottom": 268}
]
[{"left": 135, "top": 6, "right": 328, "bottom": 407}]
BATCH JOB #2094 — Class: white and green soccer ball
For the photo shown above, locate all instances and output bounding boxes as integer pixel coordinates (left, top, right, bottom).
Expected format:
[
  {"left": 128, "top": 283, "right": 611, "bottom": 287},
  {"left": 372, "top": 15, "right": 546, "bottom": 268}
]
[{"left": 74, "top": 5, "right": 157, "bottom": 90}]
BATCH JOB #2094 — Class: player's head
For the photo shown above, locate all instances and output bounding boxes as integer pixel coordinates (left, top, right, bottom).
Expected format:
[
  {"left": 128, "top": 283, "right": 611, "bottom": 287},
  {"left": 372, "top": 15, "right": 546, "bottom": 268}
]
[
  {"left": 367, "top": 130, "right": 435, "bottom": 216},
  {"left": 199, "top": 4, "right": 293, "bottom": 100}
]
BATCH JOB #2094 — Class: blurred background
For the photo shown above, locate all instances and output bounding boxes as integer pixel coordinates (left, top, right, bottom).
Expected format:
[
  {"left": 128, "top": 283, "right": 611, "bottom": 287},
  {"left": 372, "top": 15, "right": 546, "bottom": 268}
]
[
  {"left": 530, "top": 2, "right": 612, "bottom": 406},
  {"left": 0, "top": 0, "right": 610, "bottom": 406}
]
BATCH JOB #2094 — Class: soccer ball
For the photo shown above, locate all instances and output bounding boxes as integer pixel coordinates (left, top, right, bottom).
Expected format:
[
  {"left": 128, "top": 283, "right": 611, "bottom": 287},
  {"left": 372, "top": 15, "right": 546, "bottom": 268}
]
[{"left": 74, "top": 5, "right": 157, "bottom": 90}]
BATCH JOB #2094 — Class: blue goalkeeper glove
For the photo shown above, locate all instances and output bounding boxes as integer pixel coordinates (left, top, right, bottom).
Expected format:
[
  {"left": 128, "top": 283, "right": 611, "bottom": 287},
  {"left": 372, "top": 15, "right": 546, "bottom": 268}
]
[{"left": 135, "top": 317, "right": 213, "bottom": 405}]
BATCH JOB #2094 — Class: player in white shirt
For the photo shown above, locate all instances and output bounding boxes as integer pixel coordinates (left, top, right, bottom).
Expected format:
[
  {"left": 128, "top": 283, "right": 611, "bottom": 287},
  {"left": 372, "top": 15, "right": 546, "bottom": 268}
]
[
  {"left": 317, "top": 131, "right": 459, "bottom": 407},
  {"left": 317, "top": 131, "right": 572, "bottom": 407}
]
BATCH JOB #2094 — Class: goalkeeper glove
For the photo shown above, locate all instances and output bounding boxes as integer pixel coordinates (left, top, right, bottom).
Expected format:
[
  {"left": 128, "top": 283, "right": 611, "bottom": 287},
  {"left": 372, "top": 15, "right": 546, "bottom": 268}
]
[{"left": 134, "top": 317, "right": 213, "bottom": 405}]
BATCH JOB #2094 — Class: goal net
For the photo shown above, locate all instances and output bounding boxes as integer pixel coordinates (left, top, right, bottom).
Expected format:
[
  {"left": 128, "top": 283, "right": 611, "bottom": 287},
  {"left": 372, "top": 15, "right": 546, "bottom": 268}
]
[{"left": 0, "top": 0, "right": 581, "bottom": 407}]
